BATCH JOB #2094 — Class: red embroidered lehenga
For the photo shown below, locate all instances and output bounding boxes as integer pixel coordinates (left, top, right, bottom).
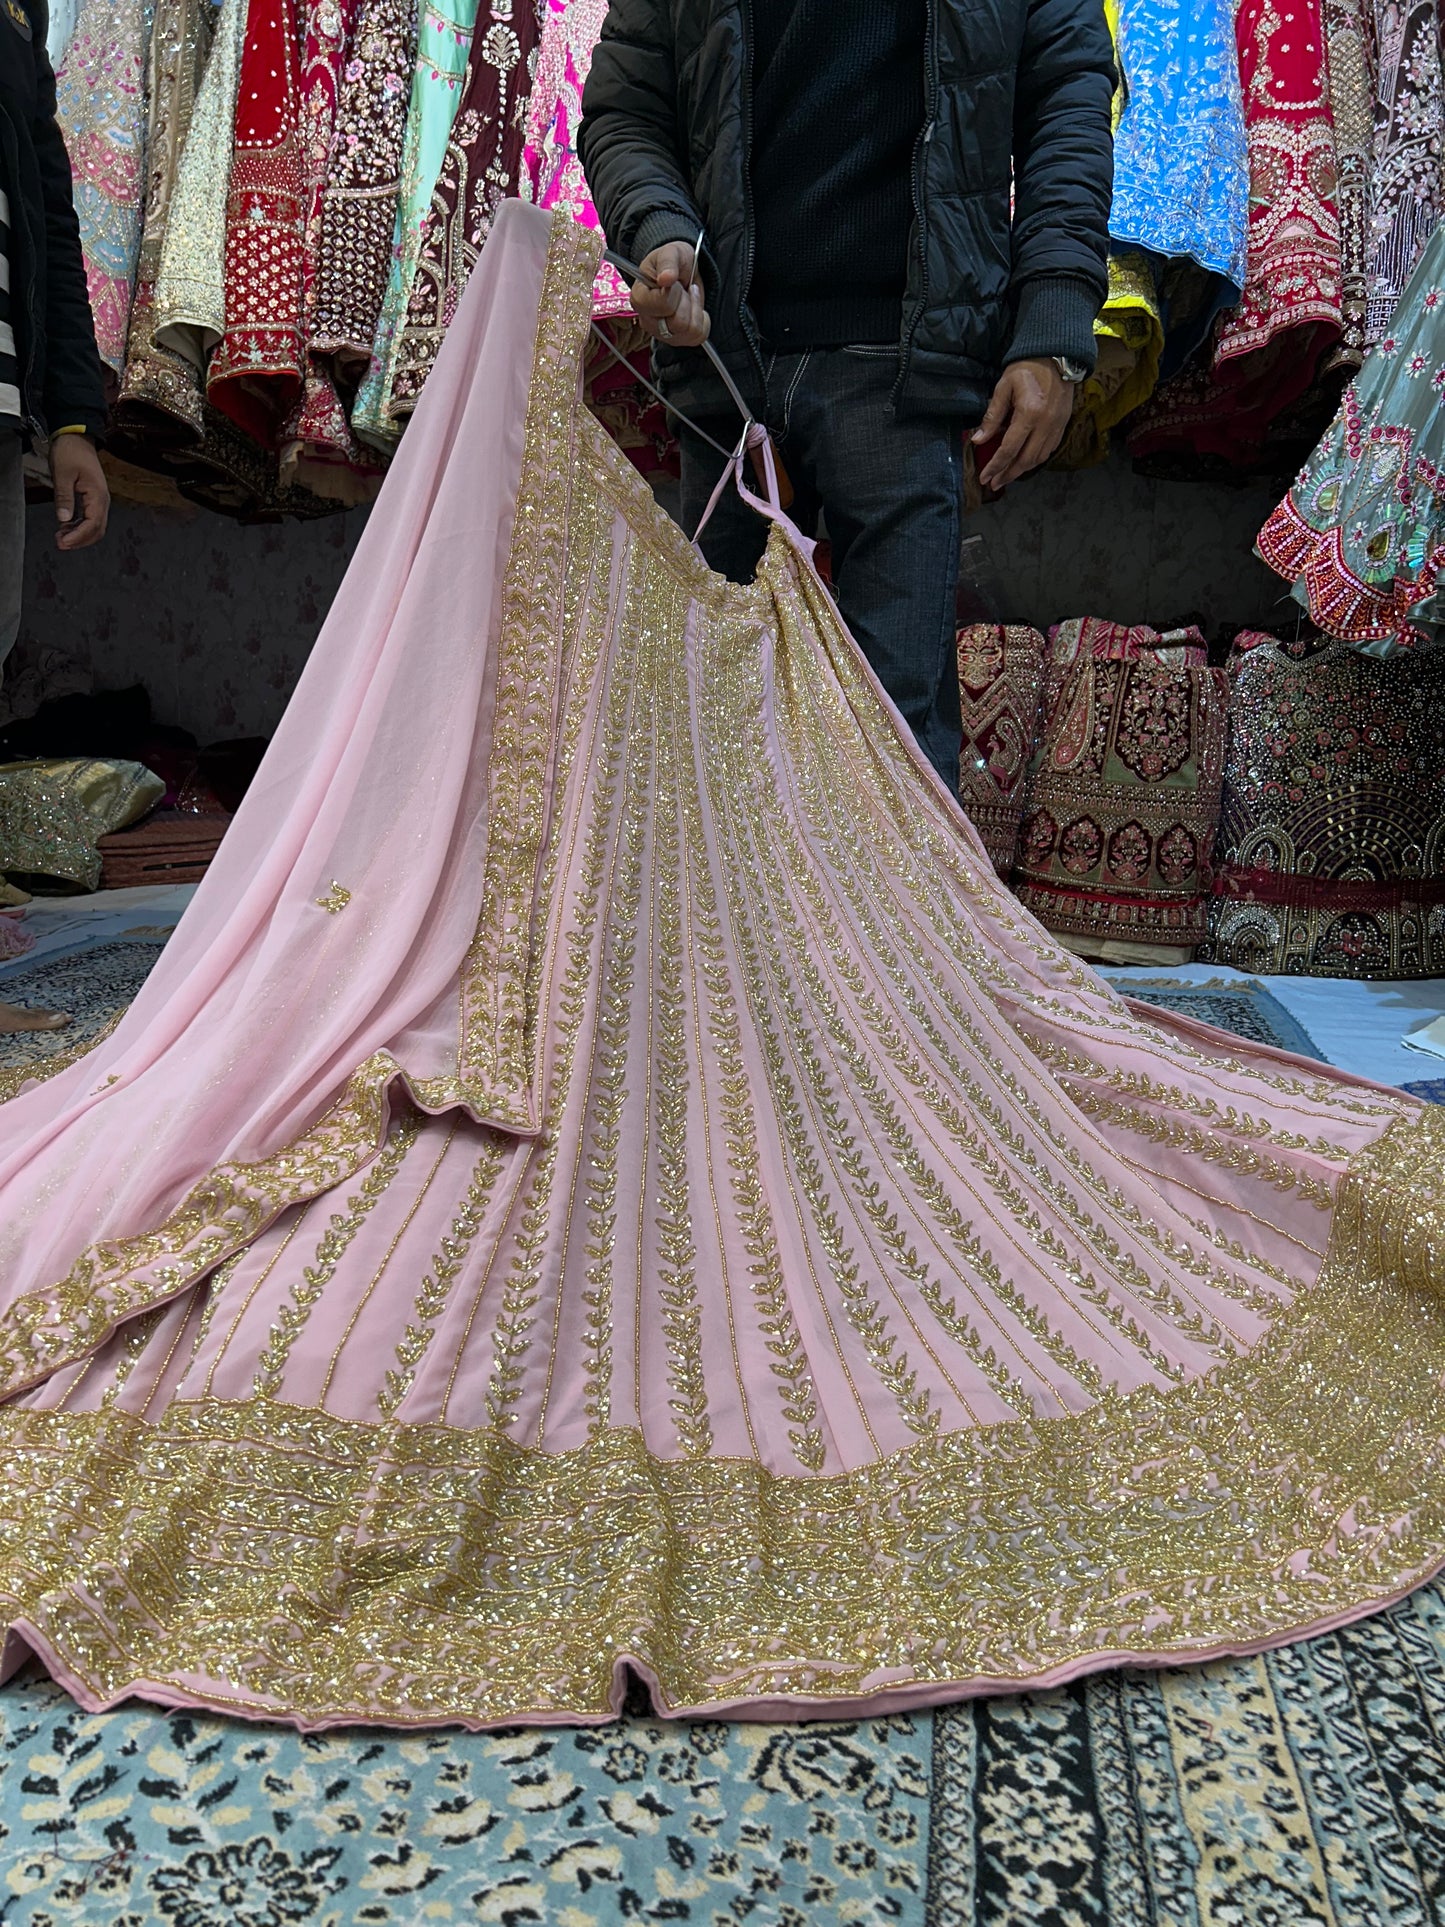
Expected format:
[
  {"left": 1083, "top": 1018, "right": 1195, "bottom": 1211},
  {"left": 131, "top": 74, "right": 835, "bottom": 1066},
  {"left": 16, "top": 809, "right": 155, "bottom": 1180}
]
[{"left": 207, "top": 0, "right": 307, "bottom": 441}]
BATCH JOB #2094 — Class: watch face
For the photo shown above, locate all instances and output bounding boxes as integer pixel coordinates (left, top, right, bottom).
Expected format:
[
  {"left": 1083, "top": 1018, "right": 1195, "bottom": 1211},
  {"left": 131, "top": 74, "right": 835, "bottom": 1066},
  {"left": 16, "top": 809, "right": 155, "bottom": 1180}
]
[{"left": 1056, "top": 357, "right": 1089, "bottom": 384}]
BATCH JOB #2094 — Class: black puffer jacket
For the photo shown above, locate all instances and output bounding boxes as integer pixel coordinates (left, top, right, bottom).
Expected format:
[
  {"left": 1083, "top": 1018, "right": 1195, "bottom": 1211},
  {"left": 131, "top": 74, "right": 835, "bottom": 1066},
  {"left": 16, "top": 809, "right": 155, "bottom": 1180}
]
[
  {"left": 578, "top": 0, "right": 1115, "bottom": 422},
  {"left": 0, "top": 0, "right": 107, "bottom": 440}
]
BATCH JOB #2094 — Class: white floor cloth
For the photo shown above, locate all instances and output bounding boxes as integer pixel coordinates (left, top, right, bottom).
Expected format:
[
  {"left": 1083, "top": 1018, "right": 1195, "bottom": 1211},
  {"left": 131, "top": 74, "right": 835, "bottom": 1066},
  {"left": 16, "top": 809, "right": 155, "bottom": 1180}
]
[{"left": 1106, "top": 962, "right": 1445, "bottom": 1089}]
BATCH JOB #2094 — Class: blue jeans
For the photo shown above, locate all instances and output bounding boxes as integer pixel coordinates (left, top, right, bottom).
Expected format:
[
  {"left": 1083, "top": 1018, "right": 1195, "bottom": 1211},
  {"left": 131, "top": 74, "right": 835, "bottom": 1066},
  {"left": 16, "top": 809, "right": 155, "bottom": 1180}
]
[{"left": 676, "top": 348, "right": 963, "bottom": 787}]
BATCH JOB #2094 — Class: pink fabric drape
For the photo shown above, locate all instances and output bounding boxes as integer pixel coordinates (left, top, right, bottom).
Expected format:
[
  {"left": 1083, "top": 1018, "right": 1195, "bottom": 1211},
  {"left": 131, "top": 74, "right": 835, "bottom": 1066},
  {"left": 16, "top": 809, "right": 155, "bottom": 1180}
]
[
  {"left": 0, "top": 207, "right": 544, "bottom": 1315},
  {"left": 521, "top": 0, "right": 632, "bottom": 315}
]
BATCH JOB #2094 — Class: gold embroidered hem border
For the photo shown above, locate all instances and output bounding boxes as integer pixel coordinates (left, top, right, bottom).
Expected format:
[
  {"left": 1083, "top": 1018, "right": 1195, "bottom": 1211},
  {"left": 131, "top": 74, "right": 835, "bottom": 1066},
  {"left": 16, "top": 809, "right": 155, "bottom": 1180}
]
[{"left": 2, "top": 1111, "right": 1444, "bottom": 1725}]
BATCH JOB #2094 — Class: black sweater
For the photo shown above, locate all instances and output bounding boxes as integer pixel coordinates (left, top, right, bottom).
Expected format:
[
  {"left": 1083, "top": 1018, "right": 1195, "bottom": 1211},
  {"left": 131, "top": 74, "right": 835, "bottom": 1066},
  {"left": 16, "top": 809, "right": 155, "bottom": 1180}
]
[{"left": 749, "top": 0, "right": 928, "bottom": 349}]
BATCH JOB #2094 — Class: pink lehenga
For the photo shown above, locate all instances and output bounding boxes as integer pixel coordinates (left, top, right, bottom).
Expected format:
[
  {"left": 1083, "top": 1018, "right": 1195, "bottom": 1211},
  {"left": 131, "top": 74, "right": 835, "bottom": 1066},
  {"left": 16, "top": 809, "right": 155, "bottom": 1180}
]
[{"left": 3, "top": 206, "right": 1445, "bottom": 1732}]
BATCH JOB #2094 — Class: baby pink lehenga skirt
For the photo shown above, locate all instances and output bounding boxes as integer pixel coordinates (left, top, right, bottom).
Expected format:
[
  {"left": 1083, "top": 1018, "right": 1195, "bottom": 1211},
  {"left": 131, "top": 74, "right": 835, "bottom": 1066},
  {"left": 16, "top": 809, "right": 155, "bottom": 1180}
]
[{"left": 1, "top": 206, "right": 1444, "bottom": 1731}]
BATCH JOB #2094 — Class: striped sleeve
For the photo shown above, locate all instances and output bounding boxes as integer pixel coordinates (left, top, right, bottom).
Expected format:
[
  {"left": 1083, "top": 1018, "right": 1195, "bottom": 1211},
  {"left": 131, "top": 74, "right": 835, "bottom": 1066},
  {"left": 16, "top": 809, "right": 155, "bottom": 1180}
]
[{"left": 0, "top": 188, "right": 21, "bottom": 426}]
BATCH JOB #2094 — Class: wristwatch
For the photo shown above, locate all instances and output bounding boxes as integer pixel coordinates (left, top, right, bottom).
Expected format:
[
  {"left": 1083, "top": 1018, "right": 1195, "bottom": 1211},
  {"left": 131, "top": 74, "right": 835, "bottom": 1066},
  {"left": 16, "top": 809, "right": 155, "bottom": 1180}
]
[{"left": 1052, "top": 356, "right": 1090, "bottom": 385}]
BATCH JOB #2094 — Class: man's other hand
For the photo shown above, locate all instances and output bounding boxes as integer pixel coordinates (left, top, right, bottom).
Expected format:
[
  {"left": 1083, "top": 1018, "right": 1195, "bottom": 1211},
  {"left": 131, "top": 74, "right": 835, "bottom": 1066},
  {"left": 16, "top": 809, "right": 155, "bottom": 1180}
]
[
  {"left": 51, "top": 435, "right": 110, "bottom": 551},
  {"left": 632, "top": 242, "right": 711, "bottom": 348},
  {"left": 972, "top": 359, "right": 1073, "bottom": 490}
]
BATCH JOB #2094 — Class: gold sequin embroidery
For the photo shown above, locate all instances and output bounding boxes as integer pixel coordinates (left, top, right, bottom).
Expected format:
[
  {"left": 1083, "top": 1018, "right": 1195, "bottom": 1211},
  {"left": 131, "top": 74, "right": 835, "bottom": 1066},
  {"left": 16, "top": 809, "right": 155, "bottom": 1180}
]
[{"left": 1, "top": 1111, "right": 1444, "bottom": 1724}]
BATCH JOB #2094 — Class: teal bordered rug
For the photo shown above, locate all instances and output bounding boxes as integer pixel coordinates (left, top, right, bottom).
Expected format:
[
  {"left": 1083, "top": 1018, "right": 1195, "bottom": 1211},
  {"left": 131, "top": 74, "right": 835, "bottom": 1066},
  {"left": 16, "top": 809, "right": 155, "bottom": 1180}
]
[
  {"left": 6, "top": 1577, "right": 1445, "bottom": 1925},
  {"left": 1105, "top": 974, "right": 1326, "bottom": 1060}
]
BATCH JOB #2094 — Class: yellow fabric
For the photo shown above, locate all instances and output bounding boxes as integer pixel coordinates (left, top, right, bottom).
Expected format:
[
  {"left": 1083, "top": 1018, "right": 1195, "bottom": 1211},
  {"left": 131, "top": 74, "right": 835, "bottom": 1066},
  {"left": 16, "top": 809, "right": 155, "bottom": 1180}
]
[{"left": 1054, "top": 250, "right": 1165, "bottom": 468}]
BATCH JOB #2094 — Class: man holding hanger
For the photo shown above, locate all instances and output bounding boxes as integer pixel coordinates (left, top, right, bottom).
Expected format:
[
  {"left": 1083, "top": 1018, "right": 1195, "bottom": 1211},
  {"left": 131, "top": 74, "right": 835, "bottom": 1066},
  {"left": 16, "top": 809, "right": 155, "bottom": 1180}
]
[{"left": 579, "top": 0, "right": 1114, "bottom": 786}]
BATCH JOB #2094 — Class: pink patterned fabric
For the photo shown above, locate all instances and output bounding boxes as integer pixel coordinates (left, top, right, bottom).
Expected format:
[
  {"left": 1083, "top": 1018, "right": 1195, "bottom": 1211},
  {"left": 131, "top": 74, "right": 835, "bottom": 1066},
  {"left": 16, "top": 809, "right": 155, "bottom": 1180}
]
[
  {"left": 55, "top": 0, "right": 153, "bottom": 377},
  {"left": 1, "top": 209, "right": 1444, "bottom": 1734},
  {"left": 0, "top": 914, "right": 34, "bottom": 964},
  {"left": 521, "top": 0, "right": 631, "bottom": 315},
  {"left": 0, "top": 215, "right": 553, "bottom": 1304}
]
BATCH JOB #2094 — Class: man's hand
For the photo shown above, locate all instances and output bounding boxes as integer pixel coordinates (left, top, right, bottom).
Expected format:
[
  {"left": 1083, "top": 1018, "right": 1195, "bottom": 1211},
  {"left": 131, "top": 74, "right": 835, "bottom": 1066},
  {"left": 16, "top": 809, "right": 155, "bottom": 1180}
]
[
  {"left": 51, "top": 434, "right": 110, "bottom": 551},
  {"left": 632, "top": 241, "right": 710, "bottom": 348},
  {"left": 972, "top": 359, "right": 1074, "bottom": 490}
]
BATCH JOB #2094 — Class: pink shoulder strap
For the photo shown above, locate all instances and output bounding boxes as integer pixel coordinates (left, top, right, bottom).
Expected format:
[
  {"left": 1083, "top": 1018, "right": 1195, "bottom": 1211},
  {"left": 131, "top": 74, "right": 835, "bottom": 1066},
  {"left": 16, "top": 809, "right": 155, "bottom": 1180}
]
[{"left": 691, "top": 423, "right": 818, "bottom": 564}]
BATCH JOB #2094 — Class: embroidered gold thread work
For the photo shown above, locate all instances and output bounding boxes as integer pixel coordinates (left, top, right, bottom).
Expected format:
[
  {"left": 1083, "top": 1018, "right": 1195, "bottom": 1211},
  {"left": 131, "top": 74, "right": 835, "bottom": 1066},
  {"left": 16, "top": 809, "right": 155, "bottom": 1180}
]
[
  {"left": 378, "top": 1136, "right": 507, "bottom": 1421},
  {"left": 0, "top": 1051, "right": 404, "bottom": 1397},
  {"left": 0, "top": 1013, "right": 125, "bottom": 1108},
  {"left": 4, "top": 216, "right": 1445, "bottom": 1728},
  {"left": 456, "top": 217, "right": 600, "bottom": 1128},
  {"left": 1, "top": 1112, "right": 1444, "bottom": 1724},
  {"left": 253, "top": 1115, "right": 421, "bottom": 1399}
]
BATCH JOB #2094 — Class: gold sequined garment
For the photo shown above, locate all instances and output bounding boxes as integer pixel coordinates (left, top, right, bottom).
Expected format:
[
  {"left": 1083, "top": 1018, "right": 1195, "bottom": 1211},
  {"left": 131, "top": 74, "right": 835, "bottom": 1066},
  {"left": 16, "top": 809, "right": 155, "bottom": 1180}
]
[
  {"left": 111, "top": 0, "right": 215, "bottom": 450},
  {"left": 3, "top": 213, "right": 1445, "bottom": 1730},
  {"left": 1207, "top": 631, "right": 1445, "bottom": 977},
  {"left": 0, "top": 759, "right": 165, "bottom": 890},
  {"left": 151, "top": 0, "right": 245, "bottom": 370}
]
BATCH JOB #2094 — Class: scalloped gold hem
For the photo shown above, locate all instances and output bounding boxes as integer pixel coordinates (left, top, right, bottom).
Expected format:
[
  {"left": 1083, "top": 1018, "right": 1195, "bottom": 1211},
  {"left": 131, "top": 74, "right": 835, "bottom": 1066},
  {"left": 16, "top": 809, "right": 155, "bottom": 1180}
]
[{"left": 2, "top": 1110, "right": 1444, "bottom": 1727}]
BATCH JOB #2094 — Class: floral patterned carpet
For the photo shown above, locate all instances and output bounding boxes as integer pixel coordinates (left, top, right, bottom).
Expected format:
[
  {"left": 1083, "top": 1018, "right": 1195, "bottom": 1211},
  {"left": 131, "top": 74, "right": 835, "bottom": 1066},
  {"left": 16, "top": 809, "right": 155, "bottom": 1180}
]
[
  {"left": 0, "top": 937, "right": 171, "bottom": 1102},
  {"left": 928, "top": 1580, "right": 1445, "bottom": 1926},
  {"left": 4, "top": 934, "right": 1445, "bottom": 1924},
  {"left": 0, "top": 1670, "right": 931, "bottom": 1925},
  {"left": 1103, "top": 974, "right": 1325, "bottom": 1060},
  {"left": 5, "top": 1575, "right": 1445, "bottom": 1926}
]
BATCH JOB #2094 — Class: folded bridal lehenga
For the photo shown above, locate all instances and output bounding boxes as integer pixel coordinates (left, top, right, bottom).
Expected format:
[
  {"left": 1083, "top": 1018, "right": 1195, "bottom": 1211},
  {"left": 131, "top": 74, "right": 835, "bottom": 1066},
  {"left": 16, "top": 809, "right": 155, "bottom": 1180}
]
[{"left": 3, "top": 206, "right": 1445, "bottom": 1731}]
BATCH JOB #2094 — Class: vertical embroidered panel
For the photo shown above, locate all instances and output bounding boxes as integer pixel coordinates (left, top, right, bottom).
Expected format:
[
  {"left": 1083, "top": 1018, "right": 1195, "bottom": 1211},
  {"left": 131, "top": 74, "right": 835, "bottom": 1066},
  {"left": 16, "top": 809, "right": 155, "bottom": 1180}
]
[{"left": 456, "top": 216, "right": 601, "bottom": 1128}]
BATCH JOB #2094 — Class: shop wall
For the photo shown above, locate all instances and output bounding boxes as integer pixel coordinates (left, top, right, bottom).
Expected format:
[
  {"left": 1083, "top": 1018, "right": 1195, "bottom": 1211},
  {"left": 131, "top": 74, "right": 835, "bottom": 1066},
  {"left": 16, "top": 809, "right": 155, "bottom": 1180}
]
[
  {"left": 969, "top": 459, "right": 1290, "bottom": 636},
  {"left": 14, "top": 499, "right": 366, "bottom": 741},
  {"left": 13, "top": 455, "right": 1291, "bottom": 742}
]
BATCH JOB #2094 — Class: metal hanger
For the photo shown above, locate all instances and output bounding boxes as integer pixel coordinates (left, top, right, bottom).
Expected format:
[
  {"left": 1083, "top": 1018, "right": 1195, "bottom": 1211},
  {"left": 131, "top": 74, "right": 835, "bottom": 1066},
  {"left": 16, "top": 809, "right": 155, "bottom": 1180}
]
[{"left": 601, "top": 243, "right": 758, "bottom": 433}]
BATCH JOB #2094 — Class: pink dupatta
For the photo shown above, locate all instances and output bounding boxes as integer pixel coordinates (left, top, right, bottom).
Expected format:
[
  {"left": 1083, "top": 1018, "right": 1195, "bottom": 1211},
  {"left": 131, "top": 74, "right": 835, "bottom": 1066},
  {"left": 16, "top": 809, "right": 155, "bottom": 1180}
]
[{"left": 0, "top": 205, "right": 558, "bottom": 1348}]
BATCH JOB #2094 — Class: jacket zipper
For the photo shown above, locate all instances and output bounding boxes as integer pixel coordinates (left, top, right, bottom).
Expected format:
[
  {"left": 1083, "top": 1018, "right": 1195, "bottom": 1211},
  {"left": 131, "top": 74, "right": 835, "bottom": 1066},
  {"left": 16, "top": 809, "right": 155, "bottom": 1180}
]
[
  {"left": 894, "top": 0, "right": 940, "bottom": 408},
  {"left": 736, "top": 0, "right": 769, "bottom": 408},
  {"left": 21, "top": 261, "right": 44, "bottom": 441}
]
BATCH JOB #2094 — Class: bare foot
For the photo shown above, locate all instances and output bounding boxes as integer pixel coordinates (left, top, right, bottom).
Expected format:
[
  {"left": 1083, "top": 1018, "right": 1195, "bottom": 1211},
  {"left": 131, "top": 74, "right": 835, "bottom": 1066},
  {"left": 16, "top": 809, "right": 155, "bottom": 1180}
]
[{"left": 0, "top": 1001, "right": 70, "bottom": 1034}]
